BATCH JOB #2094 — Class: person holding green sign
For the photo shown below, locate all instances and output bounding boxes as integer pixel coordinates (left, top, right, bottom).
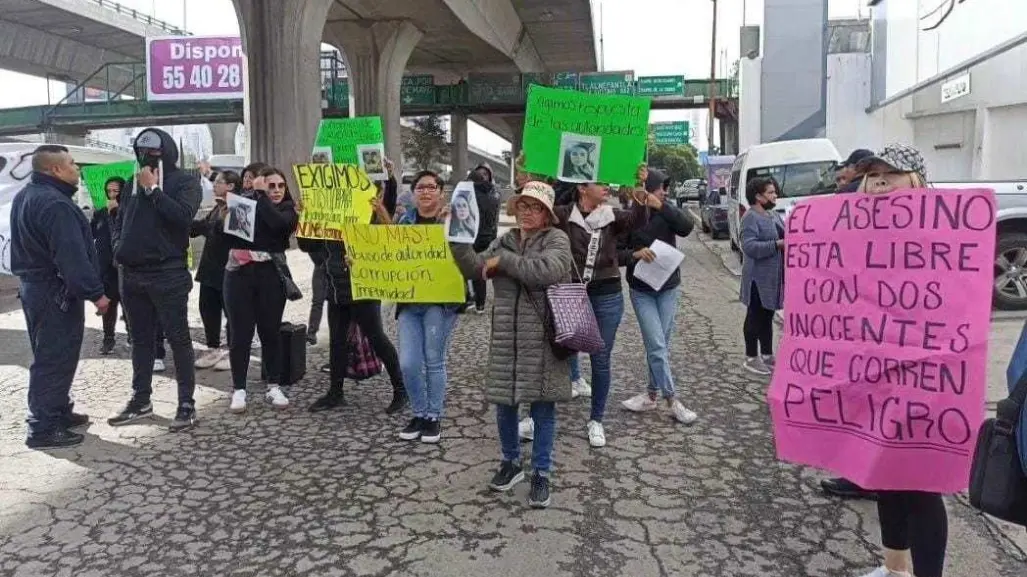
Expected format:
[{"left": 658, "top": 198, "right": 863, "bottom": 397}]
[{"left": 90, "top": 176, "right": 128, "bottom": 355}]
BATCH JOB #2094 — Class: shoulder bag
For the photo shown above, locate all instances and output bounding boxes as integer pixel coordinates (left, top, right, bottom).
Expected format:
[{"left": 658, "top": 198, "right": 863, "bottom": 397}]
[{"left": 968, "top": 371, "right": 1027, "bottom": 527}]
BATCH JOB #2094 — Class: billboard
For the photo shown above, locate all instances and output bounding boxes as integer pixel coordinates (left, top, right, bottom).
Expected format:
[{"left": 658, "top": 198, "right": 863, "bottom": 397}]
[{"left": 146, "top": 36, "right": 245, "bottom": 101}]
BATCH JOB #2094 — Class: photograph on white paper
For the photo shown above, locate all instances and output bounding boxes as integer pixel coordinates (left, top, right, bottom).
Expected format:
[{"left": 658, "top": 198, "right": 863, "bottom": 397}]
[
  {"left": 224, "top": 192, "right": 257, "bottom": 242},
  {"left": 311, "top": 146, "right": 333, "bottom": 164},
  {"left": 357, "top": 143, "right": 387, "bottom": 180},
  {"left": 557, "top": 132, "right": 600, "bottom": 183},
  {"left": 445, "top": 181, "right": 479, "bottom": 244}
]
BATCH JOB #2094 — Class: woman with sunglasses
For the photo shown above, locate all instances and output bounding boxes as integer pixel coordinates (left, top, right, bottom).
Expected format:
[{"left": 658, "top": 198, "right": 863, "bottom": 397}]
[{"left": 221, "top": 167, "right": 298, "bottom": 412}]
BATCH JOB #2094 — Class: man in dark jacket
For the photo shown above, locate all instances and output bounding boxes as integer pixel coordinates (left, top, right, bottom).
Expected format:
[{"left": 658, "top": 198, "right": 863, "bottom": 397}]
[
  {"left": 467, "top": 164, "right": 501, "bottom": 313},
  {"left": 108, "top": 128, "right": 202, "bottom": 432},
  {"left": 835, "top": 148, "right": 873, "bottom": 193},
  {"left": 10, "top": 145, "right": 111, "bottom": 449}
]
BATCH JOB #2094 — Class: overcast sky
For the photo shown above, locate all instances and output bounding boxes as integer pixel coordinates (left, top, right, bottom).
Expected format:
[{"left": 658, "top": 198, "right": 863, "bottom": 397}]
[{"left": 0, "top": 0, "right": 868, "bottom": 153}]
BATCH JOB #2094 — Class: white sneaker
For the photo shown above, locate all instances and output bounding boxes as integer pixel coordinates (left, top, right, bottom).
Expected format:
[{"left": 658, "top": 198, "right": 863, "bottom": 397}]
[
  {"left": 762, "top": 355, "right": 776, "bottom": 368},
  {"left": 195, "top": 348, "right": 225, "bottom": 369},
  {"left": 670, "top": 399, "right": 699, "bottom": 424},
  {"left": 858, "top": 568, "right": 911, "bottom": 577},
  {"left": 587, "top": 420, "right": 606, "bottom": 448},
  {"left": 621, "top": 393, "right": 658, "bottom": 412},
  {"left": 571, "top": 378, "right": 592, "bottom": 398},
  {"left": 518, "top": 417, "right": 534, "bottom": 441},
  {"left": 214, "top": 355, "right": 232, "bottom": 371},
  {"left": 265, "top": 386, "right": 289, "bottom": 409},
  {"left": 742, "top": 357, "right": 772, "bottom": 376},
  {"left": 230, "top": 389, "right": 247, "bottom": 413},
  {"left": 153, "top": 359, "right": 166, "bottom": 373}
]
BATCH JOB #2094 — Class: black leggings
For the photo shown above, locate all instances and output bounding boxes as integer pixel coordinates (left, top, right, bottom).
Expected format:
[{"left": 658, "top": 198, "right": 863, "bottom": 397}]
[
  {"left": 224, "top": 263, "right": 286, "bottom": 390},
  {"left": 877, "top": 491, "right": 948, "bottom": 577},
  {"left": 471, "top": 279, "right": 487, "bottom": 308},
  {"left": 101, "top": 299, "right": 122, "bottom": 341},
  {"left": 198, "top": 284, "right": 229, "bottom": 348},
  {"left": 743, "top": 282, "right": 775, "bottom": 357},
  {"left": 326, "top": 300, "right": 402, "bottom": 394}
]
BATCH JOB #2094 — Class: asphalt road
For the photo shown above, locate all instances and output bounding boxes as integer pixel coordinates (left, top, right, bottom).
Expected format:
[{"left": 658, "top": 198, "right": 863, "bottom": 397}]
[{"left": 0, "top": 234, "right": 1025, "bottom": 577}]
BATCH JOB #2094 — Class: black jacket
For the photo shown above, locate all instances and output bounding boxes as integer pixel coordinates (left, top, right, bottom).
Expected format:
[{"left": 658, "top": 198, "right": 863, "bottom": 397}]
[
  {"left": 221, "top": 193, "right": 298, "bottom": 253},
  {"left": 617, "top": 200, "right": 694, "bottom": 293},
  {"left": 90, "top": 207, "right": 121, "bottom": 296},
  {"left": 473, "top": 182, "right": 501, "bottom": 252},
  {"left": 10, "top": 172, "right": 104, "bottom": 301},
  {"left": 298, "top": 237, "right": 352, "bottom": 304},
  {"left": 190, "top": 203, "right": 231, "bottom": 288},
  {"left": 113, "top": 128, "right": 202, "bottom": 271}
]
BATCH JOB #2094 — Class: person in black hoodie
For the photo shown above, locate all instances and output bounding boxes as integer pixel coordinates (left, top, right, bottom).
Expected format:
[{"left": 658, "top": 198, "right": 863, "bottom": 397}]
[
  {"left": 465, "top": 164, "right": 501, "bottom": 314},
  {"left": 108, "top": 128, "right": 202, "bottom": 432},
  {"left": 191, "top": 170, "right": 239, "bottom": 371},
  {"left": 91, "top": 176, "right": 127, "bottom": 355},
  {"left": 616, "top": 169, "right": 698, "bottom": 424},
  {"left": 221, "top": 167, "right": 298, "bottom": 412}
]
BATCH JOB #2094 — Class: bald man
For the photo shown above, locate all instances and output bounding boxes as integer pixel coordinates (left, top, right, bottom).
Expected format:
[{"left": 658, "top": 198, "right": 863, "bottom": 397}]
[{"left": 10, "top": 145, "right": 110, "bottom": 449}]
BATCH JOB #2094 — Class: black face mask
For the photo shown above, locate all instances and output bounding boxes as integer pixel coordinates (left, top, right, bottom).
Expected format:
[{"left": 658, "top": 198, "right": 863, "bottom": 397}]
[
  {"left": 473, "top": 182, "right": 492, "bottom": 195},
  {"left": 138, "top": 154, "right": 161, "bottom": 169}
]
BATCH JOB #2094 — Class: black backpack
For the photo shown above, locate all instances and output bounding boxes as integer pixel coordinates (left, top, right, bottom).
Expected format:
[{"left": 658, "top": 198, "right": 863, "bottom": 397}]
[{"left": 968, "top": 374, "right": 1027, "bottom": 527}]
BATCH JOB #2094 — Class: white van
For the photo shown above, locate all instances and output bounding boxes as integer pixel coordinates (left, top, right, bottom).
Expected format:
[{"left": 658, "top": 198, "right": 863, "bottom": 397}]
[
  {"left": 0, "top": 144, "right": 132, "bottom": 274},
  {"left": 726, "top": 139, "right": 841, "bottom": 251}
]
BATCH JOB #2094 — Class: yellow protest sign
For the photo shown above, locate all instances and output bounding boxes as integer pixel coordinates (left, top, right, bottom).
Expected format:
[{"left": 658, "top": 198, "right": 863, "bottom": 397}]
[
  {"left": 343, "top": 224, "right": 465, "bottom": 303},
  {"left": 292, "top": 163, "right": 376, "bottom": 240}
]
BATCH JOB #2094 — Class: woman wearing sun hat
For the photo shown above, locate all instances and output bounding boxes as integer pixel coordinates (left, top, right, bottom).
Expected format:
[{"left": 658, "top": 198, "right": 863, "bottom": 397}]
[{"left": 449, "top": 180, "right": 574, "bottom": 509}]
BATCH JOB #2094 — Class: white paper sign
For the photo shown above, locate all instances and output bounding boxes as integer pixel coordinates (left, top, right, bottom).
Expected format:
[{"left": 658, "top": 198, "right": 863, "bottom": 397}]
[
  {"left": 445, "top": 181, "right": 479, "bottom": 244},
  {"left": 223, "top": 192, "right": 257, "bottom": 242},
  {"left": 632, "top": 239, "right": 684, "bottom": 290},
  {"left": 0, "top": 201, "right": 12, "bottom": 275}
]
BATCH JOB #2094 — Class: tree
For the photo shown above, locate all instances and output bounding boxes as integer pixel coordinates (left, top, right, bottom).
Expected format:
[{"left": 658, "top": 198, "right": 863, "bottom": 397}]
[
  {"left": 648, "top": 143, "right": 702, "bottom": 185},
  {"left": 403, "top": 115, "right": 448, "bottom": 172}
]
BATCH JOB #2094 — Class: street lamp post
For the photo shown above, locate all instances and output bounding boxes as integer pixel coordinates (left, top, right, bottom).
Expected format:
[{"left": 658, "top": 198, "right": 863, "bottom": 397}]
[{"left": 707, "top": 0, "right": 718, "bottom": 154}]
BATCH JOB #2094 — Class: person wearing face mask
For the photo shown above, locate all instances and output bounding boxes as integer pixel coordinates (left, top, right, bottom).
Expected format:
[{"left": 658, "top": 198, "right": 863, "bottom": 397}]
[
  {"left": 739, "top": 177, "right": 784, "bottom": 376},
  {"left": 107, "top": 128, "right": 202, "bottom": 432},
  {"left": 844, "top": 144, "right": 948, "bottom": 577},
  {"left": 190, "top": 170, "right": 240, "bottom": 371},
  {"left": 11, "top": 145, "right": 111, "bottom": 448},
  {"left": 221, "top": 167, "right": 298, "bottom": 412},
  {"left": 92, "top": 176, "right": 128, "bottom": 355},
  {"left": 518, "top": 159, "right": 649, "bottom": 449},
  {"left": 836, "top": 149, "right": 874, "bottom": 194},
  {"left": 466, "top": 164, "right": 501, "bottom": 314}
]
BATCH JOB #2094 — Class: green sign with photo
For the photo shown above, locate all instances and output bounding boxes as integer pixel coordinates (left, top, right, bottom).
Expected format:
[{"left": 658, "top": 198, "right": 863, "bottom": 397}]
[
  {"left": 81, "top": 160, "right": 135, "bottom": 210},
  {"left": 314, "top": 116, "right": 384, "bottom": 164},
  {"left": 522, "top": 85, "right": 651, "bottom": 186}
]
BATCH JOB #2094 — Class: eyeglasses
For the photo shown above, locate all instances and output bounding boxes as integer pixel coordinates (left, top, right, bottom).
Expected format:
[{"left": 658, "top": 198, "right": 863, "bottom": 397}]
[
  {"left": 414, "top": 184, "right": 439, "bottom": 192},
  {"left": 516, "top": 202, "right": 546, "bottom": 214},
  {"left": 267, "top": 182, "right": 287, "bottom": 190}
]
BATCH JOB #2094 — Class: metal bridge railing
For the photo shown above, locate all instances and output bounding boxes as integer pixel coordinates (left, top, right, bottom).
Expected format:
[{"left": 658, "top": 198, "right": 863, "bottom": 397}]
[{"left": 88, "top": 0, "right": 189, "bottom": 35}]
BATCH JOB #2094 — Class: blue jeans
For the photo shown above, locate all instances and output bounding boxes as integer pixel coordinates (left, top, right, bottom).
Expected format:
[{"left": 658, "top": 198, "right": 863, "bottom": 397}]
[
  {"left": 398, "top": 305, "right": 458, "bottom": 419},
  {"left": 630, "top": 287, "right": 680, "bottom": 399},
  {"left": 497, "top": 402, "right": 556, "bottom": 472},
  {"left": 570, "top": 354, "right": 581, "bottom": 382},
  {"left": 588, "top": 291, "right": 625, "bottom": 422}
]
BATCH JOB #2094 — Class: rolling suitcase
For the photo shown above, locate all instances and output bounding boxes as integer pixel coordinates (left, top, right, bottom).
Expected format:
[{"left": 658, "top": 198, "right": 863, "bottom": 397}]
[{"left": 279, "top": 322, "right": 307, "bottom": 386}]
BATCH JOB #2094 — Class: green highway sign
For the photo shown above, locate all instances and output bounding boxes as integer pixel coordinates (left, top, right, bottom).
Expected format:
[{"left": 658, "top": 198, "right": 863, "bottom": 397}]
[
  {"left": 553, "top": 72, "right": 579, "bottom": 89},
  {"left": 469, "top": 73, "right": 523, "bottom": 105},
  {"left": 650, "top": 121, "right": 690, "bottom": 145},
  {"left": 401, "top": 75, "right": 435, "bottom": 105},
  {"left": 637, "top": 75, "right": 686, "bottom": 96},
  {"left": 579, "top": 71, "right": 635, "bottom": 95}
]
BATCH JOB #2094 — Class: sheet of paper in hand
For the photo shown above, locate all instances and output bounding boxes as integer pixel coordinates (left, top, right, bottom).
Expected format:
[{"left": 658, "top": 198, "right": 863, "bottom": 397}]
[
  {"left": 223, "top": 192, "right": 258, "bottom": 242},
  {"left": 768, "top": 188, "right": 997, "bottom": 494},
  {"left": 445, "top": 181, "right": 479, "bottom": 244},
  {"left": 632, "top": 239, "right": 684, "bottom": 290}
]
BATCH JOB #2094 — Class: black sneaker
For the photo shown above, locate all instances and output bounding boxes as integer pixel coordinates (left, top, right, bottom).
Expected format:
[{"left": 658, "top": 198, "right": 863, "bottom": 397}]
[
  {"left": 528, "top": 474, "right": 551, "bottom": 508},
  {"left": 169, "top": 405, "right": 197, "bottom": 432},
  {"left": 100, "top": 339, "right": 115, "bottom": 355},
  {"left": 309, "top": 390, "right": 347, "bottom": 413},
  {"left": 474, "top": 305, "right": 486, "bottom": 315},
  {"left": 64, "top": 412, "right": 90, "bottom": 429},
  {"left": 107, "top": 400, "right": 154, "bottom": 427},
  {"left": 488, "top": 461, "right": 524, "bottom": 492},
  {"left": 306, "top": 333, "right": 317, "bottom": 346},
  {"left": 385, "top": 390, "right": 407, "bottom": 415},
  {"left": 320, "top": 363, "right": 331, "bottom": 374},
  {"left": 399, "top": 417, "right": 424, "bottom": 441},
  {"left": 26, "top": 429, "right": 84, "bottom": 449},
  {"left": 421, "top": 418, "right": 441, "bottom": 444},
  {"left": 820, "top": 477, "right": 878, "bottom": 500}
]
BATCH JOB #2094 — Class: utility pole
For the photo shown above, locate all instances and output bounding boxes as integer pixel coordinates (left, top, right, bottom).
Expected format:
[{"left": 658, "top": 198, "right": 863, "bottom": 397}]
[
  {"left": 599, "top": 0, "right": 606, "bottom": 72},
  {"left": 707, "top": 0, "right": 718, "bottom": 154}
]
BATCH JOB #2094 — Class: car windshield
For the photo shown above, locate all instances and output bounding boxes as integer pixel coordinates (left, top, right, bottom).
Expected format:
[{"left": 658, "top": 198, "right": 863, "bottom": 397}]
[{"left": 747, "top": 161, "right": 838, "bottom": 198}]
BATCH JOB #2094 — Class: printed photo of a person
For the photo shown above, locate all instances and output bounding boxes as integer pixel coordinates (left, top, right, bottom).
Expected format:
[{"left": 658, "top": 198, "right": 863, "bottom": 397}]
[
  {"left": 446, "top": 188, "right": 478, "bottom": 243},
  {"left": 361, "top": 148, "right": 384, "bottom": 175},
  {"left": 226, "top": 199, "right": 254, "bottom": 241},
  {"left": 559, "top": 133, "right": 600, "bottom": 182},
  {"left": 311, "top": 146, "right": 333, "bottom": 164}
]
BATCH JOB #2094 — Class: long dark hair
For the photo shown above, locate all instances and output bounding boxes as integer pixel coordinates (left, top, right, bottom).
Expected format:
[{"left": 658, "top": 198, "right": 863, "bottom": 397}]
[
  {"left": 104, "top": 176, "right": 126, "bottom": 201},
  {"left": 259, "top": 166, "right": 293, "bottom": 202},
  {"left": 242, "top": 161, "right": 269, "bottom": 183}
]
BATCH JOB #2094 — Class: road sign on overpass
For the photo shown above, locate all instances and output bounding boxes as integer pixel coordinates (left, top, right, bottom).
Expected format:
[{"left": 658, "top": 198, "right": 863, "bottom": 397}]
[{"left": 650, "top": 121, "right": 690, "bottom": 145}]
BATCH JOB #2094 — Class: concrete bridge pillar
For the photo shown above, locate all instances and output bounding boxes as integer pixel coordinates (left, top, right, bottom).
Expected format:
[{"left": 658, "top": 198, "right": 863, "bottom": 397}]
[
  {"left": 44, "top": 127, "right": 89, "bottom": 147},
  {"left": 501, "top": 115, "right": 524, "bottom": 186},
  {"left": 325, "top": 21, "right": 423, "bottom": 169},
  {"left": 450, "top": 113, "right": 469, "bottom": 182},
  {"left": 208, "top": 123, "right": 239, "bottom": 156},
  {"left": 232, "top": 0, "right": 332, "bottom": 172}
]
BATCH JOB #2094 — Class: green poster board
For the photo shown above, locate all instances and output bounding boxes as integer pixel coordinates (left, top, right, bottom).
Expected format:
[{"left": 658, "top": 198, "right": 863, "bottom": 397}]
[
  {"left": 80, "top": 160, "right": 135, "bottom": 209},
  {"left": 313, "top": 116, "right": 384, "bottom": 164},
  {"left": 522, "top": 85, "right": 650, "bottom": 186}
]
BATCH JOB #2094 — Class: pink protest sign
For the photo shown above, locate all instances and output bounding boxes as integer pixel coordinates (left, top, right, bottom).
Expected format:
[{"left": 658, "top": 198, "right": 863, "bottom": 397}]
[
  {"left": 768, "top": 188, "right": 996, "bottom": 494},
  {"left": 146, "top": 36, "right": 244, "bottom": 101}
]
